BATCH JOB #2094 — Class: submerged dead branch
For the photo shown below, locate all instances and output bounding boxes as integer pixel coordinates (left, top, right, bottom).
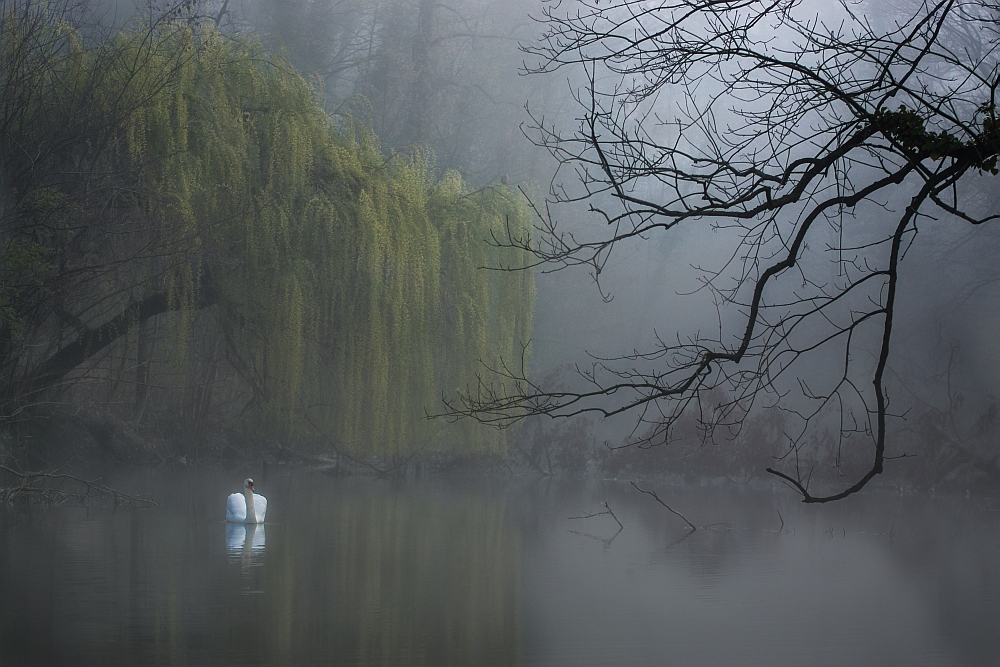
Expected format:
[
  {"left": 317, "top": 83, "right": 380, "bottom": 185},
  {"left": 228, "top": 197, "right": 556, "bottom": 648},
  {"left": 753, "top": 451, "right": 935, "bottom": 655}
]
[
  {"left": 0, "top": 466, "right": 157, "bottom": 507},
  {"left": 630, "top": 482, "right": 697, "bottom": 531},
  {"left": 568, "top": 501, "right": 624, "bottom": 530},
  {"left": 568, "top": 501, "right": 624, "bottom": 545}
]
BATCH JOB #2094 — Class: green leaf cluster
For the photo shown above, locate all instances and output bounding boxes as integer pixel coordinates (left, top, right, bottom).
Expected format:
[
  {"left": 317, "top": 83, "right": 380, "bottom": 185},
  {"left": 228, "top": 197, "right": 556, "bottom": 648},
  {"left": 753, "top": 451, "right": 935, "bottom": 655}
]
[
  {"left": 874, "top": 105, "right": 1000, "bottom": 173},
  {"left": 1, "top": 12, "right": 533, "bottom": 456}
]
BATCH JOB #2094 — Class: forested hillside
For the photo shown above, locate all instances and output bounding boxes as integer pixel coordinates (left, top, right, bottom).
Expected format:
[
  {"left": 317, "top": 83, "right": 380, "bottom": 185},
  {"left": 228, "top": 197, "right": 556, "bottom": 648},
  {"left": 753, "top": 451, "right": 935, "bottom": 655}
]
[{"left": 0, "top": 3, "right": 533, "bottom": 460}]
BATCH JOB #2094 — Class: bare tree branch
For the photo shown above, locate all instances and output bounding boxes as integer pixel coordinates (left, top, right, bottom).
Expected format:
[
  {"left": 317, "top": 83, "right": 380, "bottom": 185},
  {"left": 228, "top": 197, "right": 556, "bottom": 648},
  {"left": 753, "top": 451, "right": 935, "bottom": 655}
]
[
  {"left": 630, "top": 481, "right": 697, "bottom": 530},
  {"left": 439, "top": 0, "right": 1000, "bottom": 502}
]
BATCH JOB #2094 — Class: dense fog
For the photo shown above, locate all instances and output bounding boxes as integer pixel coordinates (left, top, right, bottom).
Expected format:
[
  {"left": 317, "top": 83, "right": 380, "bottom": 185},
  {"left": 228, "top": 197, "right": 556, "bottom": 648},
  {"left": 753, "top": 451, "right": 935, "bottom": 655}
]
[
  {"left": 3, "top": 0, "right": 1000, "bottom": 500},
  {"left": 5, "top": 3, "right": 1000, "bottom": 666}
]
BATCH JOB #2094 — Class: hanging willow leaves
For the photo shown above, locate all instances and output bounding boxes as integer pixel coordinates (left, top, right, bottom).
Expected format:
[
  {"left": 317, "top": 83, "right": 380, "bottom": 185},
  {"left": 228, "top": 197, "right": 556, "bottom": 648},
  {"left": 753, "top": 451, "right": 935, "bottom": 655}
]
[{"left": 0, "top": 7, "right": 533, "bottom": 457}]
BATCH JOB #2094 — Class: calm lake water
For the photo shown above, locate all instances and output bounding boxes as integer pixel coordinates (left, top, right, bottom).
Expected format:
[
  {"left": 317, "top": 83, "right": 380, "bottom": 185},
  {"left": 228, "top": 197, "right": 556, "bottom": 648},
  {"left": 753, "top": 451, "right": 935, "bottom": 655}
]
[{"left": 1, "top": 467, "right": 999, "bottom": 667}]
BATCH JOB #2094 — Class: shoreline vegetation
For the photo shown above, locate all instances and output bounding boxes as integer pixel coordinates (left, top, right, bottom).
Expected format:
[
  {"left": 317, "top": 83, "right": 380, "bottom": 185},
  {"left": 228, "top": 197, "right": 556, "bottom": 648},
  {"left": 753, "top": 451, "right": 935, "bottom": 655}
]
[{"left": 2, "top": 404, "right": 997, "bottom": 505}]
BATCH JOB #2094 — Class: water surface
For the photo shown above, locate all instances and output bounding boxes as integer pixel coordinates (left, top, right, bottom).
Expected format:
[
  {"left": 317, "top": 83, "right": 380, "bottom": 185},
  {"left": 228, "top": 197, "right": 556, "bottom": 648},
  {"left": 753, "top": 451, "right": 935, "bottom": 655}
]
[{"left": 1, "top": 468, "right": 998, "bottom": 666}]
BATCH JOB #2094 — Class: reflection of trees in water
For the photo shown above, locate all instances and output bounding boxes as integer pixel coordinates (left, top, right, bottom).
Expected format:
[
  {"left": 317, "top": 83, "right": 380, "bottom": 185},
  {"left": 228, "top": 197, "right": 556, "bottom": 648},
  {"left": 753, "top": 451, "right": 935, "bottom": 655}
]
[
  {"left": 0, "top": 484, "right": 521, "bottom": 666},
  {"left": 262, "top": 491, "right": 521, "bottom": 666},
  {"left": 4, "top": 476, "right": 1000, "bottom": 666},
  {"left": 877, "top": 498, "right": 1000, "bottom": 666}
]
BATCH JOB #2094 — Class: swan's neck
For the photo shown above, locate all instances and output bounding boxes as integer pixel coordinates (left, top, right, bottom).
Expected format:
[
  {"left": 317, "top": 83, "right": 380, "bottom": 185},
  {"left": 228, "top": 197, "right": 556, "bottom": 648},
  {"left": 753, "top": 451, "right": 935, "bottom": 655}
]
[{"left": 244, "top": 487, "right": 257, "bottom": 523}]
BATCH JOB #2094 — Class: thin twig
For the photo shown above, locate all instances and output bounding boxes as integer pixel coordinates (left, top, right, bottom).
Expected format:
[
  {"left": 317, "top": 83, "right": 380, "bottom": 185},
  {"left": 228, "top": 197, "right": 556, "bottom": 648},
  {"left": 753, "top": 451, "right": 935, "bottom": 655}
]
[
  {"left": 568, "top": 501, "right": 624, "bottom": 531},
  {"left": 630, "top": 481, "right": 697, "bottom": 531},
  {"left": 568, "top": 501, "right": 625, "bottom": 546},
  {"left": 0, "top": 465, "right": 156, "bottom": 507}
]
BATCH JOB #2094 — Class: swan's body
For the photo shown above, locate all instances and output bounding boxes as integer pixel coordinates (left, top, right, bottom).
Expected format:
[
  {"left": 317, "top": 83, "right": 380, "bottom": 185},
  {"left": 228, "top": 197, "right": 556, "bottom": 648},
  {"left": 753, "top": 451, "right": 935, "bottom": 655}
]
[{"left": 226, "top": 478, "right": 267, "bottom": 523}]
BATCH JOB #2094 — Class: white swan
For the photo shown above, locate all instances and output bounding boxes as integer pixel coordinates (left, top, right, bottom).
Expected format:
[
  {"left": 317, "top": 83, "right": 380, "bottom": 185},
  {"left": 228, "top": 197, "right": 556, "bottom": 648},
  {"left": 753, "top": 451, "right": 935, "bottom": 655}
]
[{"left": 226, "top": 478, "right": 267, "bottom": 523}]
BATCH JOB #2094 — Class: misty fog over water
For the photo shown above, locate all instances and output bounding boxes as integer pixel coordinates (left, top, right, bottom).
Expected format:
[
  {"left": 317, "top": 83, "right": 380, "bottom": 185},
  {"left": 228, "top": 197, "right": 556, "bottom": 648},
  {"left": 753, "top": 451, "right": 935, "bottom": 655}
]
[
  {"left": 2, "top": 469, "right": 999, "bottom": 667},
  {"left": 6, "top": 0, "right": 1000, "bottom": 664}
]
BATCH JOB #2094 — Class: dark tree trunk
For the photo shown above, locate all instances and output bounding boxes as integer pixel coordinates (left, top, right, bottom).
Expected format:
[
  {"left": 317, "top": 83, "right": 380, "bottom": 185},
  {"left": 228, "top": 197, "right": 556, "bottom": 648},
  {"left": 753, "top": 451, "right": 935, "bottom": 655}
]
[
  {"left": 12, "top": 271, "right": 219, "bottom": 401},
  {"left": 407, "top": 0, "right": 435, "bottom": 146}
]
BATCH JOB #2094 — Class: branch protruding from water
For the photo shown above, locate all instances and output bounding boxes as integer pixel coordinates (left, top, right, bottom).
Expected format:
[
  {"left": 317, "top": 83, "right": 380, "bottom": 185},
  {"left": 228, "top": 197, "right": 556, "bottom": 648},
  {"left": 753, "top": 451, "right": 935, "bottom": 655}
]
[
  {"left": 0, "top": 466, "right": 157, "bottom": 507},
  {"left": 569, "top": 501, "right": 624, "bottom": 531},
  {"left": 630, "top": 482, "right": 696, "bottom": 531}
]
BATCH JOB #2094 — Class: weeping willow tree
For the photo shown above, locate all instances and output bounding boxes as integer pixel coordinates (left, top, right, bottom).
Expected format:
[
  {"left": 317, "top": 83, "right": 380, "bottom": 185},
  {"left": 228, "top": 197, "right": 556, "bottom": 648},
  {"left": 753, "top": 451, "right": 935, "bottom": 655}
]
[{"left": 0, "top": 2, "right": 533, "bottom": 457}]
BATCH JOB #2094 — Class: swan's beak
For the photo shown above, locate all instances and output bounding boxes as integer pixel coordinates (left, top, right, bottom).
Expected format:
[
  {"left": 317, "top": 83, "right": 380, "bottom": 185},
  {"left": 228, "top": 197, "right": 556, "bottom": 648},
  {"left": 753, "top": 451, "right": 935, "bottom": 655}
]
[{"left": 249, "top": 483, "right": 255, "bottom": 491}]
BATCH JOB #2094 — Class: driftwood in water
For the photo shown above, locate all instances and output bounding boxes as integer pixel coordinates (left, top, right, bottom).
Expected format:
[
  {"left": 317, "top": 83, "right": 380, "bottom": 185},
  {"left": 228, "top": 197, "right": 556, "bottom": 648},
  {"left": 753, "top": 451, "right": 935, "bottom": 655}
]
[{"left": 0, "top": 465, "right": 156, "bottom": 507}]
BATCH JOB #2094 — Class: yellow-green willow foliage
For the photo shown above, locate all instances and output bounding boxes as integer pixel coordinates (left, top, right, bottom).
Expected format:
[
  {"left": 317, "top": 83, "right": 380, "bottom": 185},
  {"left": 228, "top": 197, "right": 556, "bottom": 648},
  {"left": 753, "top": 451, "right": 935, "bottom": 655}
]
[
  {"left": 430, "top": 173, "right": 535, "bottom": 452},
  {"left": 3, "top": 14, "right": 533, "bottom": 455}
]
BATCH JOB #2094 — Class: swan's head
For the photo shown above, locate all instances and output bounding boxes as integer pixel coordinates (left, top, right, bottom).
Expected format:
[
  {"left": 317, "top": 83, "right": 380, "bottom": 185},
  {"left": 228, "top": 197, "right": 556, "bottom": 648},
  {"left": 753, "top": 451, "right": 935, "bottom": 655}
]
[{"left": 244, "top": 478, "right": 255, "bottom": 492}]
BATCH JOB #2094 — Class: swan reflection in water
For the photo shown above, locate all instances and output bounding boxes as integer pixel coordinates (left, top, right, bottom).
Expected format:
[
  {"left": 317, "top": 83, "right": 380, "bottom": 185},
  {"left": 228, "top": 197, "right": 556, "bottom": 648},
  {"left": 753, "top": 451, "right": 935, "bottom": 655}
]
[{"left": 226, "top": 522, "right": 266, "bottom": 568}]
